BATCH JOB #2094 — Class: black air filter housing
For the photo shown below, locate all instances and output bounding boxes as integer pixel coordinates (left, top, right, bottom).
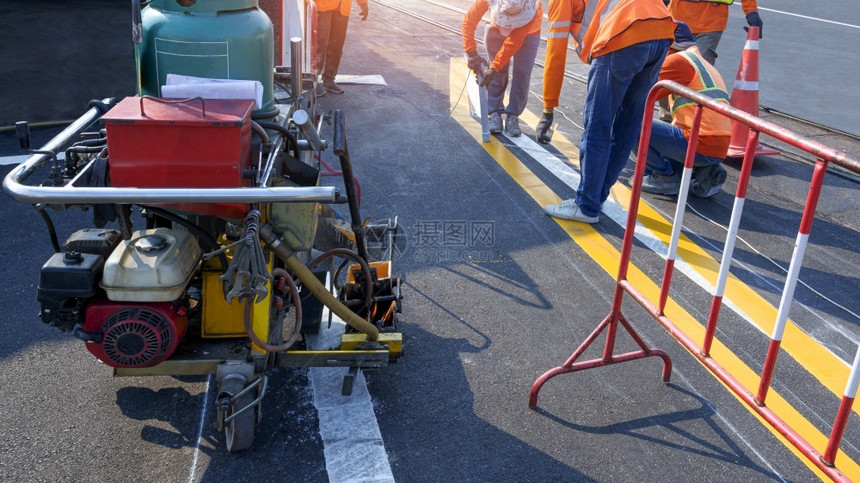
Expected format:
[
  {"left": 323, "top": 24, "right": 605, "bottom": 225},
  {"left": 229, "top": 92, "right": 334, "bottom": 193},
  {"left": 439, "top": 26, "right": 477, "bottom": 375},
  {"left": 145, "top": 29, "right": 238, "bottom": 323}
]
[
  {"left": 37, "top": 251, "right": 105, "bottom": 331},
  {"left": 62, "top": 228, "right": 122, "bottom": 259}
]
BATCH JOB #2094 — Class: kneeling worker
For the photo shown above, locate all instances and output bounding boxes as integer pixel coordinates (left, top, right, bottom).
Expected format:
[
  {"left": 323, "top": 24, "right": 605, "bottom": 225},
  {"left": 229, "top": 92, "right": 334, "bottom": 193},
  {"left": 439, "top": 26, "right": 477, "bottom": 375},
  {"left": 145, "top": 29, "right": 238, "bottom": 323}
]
[
  {"left": 462, "top": 0, "right": 542, "bottom": 137},
  {"left": 642, "top": 21, "right": 729, "bottom": 199}
]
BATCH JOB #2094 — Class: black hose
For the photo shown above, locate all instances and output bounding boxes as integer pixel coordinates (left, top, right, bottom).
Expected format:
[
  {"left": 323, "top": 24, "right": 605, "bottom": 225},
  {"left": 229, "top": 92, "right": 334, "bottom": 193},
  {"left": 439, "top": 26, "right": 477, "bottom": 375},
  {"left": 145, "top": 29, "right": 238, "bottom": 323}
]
[
  {"left": 251, "top": 106, "right": 281, "bottom": 121},
  {"left": 65, "top": 146, "right": 105, "bottom": 154},
  {"left": 140, "top": 205, "right": 229, "bottom": 271},
  {"left": 241, "top": 268, "right": 302, "bottom": 352},
  {"left": 87, "top": 98, "right": 116, "bottom": 114},
  {"left": 255, "top": 121, "right": 300, "bottom": 157},
  {"left": 34, "top": 204, "right": 61, "bottom": 252},
  {"left": 307, "top": 248, "right": 373, "bottom": 309},
  {"left": 70, "top": 137, "right": 108, "bottom": 148},
  {"left": 273, "top": 267, "right": 303, "bottom": 349}
]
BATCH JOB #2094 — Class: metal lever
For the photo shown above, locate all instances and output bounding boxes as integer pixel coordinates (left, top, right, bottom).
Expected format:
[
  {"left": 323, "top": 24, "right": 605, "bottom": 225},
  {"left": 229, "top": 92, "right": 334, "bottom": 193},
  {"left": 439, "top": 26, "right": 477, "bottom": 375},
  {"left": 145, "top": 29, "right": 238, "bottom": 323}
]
[
  {"left": 333, "top": 110, "right": 369, "bottom": 263},
  {"left": 290, "top": 37, "right": 303, "bottom": 101},
  {"left": 292, "top": 109, "right": 325, "bottom": 152}
]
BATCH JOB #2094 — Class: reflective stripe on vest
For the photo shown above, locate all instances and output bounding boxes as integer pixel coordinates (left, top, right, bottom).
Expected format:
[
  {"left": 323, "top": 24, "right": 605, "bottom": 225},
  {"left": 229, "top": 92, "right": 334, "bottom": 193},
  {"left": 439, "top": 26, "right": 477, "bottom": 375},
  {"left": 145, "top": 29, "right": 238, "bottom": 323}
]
[
  {"left": 671, "top": 50, "right": 729, "bottom": 114},
  {"left": 571, "top": 0, "right": 623, "bottom": 62}
]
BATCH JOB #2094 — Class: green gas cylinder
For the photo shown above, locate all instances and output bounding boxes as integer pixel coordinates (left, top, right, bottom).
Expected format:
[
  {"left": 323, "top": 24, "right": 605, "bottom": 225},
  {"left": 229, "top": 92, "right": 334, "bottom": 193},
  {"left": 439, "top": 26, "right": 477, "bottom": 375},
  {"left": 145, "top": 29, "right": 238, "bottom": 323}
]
[{"left": 140, "top": 0, "right": 275, "bottom": 117}]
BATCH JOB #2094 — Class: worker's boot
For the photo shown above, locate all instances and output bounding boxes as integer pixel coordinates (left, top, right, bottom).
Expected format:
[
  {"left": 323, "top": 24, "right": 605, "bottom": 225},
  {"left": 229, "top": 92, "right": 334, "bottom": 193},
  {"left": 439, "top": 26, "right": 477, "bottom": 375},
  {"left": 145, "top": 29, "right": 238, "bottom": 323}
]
[
  {"left": 641, "top": 172, "right": 682, "bottom": 195},
  {"left": 505, "top": 115, "right": 522, "bottom": 137},
  {"left": 691, "top": 164, "right": 727, "bottom": 198},
  {"left": 314, "top": 82, "right": 326, "bottom": 98},
  {"left": 323, "top": 79, "right": 344, "bottom": 94},
  {"left": 488, "top": 112, "right": 502, "bottom": 134}
]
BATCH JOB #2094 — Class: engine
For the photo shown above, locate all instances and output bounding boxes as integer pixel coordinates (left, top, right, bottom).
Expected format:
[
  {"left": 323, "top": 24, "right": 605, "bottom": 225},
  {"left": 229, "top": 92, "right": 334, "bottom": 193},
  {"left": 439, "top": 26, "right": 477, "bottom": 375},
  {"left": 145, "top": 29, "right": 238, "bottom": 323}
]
[
  {"left": 37, "top": 227, "right": 201, "bottom": 368},
  {"left": 81, "top": 299, "right": 187, "bottom": 368}
]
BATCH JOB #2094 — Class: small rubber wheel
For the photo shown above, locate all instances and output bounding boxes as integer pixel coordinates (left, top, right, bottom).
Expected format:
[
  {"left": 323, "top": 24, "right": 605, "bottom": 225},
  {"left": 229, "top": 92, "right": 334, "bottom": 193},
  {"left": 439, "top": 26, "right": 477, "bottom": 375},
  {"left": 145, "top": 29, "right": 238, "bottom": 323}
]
[{"left": 225, "top": 392, "right": 255, "bottom": 452}]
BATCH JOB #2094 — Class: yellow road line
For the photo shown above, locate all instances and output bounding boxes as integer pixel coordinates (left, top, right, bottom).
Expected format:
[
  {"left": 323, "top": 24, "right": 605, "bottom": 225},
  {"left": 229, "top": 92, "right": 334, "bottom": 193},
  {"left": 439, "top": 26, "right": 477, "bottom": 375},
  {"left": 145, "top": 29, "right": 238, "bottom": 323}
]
[{"left": 449, "top": 59, "right": 857, "bottom": 479}]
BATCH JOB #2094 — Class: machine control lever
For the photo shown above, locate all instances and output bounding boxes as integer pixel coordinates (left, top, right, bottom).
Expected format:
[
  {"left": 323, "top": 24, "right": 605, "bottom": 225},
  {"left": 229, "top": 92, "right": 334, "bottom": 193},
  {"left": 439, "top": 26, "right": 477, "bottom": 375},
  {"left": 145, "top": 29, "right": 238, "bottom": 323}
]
[{"left": 292, "top": 109, "right": 324, "bottom": 152}]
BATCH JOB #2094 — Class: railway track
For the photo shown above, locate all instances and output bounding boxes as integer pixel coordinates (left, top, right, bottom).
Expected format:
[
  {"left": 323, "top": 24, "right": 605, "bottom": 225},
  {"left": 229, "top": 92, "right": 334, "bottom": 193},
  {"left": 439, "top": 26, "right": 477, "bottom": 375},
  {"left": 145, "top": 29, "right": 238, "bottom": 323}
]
[{"left": 372, "top": 0, "right": 860, "bottom": 183}]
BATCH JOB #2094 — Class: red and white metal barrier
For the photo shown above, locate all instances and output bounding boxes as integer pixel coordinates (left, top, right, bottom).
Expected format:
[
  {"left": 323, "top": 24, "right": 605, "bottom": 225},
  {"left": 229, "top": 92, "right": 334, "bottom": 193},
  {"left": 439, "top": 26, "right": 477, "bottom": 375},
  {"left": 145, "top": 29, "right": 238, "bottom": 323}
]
[{"left": 529, "top": 79, "right": 860, "bottom": 481}]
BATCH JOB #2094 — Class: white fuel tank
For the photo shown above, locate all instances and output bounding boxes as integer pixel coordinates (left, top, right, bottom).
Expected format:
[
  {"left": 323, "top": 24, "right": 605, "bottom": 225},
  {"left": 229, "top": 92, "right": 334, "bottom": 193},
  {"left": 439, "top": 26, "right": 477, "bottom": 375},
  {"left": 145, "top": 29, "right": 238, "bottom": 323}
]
[{"left": 101, "top": 228, "right": 201, "bottom": 302}]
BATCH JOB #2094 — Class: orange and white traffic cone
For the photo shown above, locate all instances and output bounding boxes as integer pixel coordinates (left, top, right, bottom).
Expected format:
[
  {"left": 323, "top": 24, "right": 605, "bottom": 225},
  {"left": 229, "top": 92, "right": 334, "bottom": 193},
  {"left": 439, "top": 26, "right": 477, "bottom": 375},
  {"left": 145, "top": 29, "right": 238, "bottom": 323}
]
[{"left": 726, "top": 26, "right": 779, "bottom": 158}]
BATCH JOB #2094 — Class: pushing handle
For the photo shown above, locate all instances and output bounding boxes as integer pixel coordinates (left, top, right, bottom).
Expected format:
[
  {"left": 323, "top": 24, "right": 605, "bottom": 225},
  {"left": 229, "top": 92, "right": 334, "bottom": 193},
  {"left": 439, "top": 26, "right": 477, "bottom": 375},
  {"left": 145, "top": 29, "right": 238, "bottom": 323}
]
[
  {"left": 139, "top": 96, "right": 206, "bottom": 117},
  {"left": 15, "top": 121, "right": 30, "bottom": 150},
  {"left": 333, "top": 110, "right": 345, "bottom": 155}
]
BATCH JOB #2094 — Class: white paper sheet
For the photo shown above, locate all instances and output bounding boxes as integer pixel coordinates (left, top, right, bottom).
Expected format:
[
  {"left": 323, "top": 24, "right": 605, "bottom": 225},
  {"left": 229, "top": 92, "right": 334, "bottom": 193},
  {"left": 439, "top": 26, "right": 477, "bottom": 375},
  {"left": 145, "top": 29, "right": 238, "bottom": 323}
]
[{"left": 162, "top": 74, "right": 263, "bottom": 108}]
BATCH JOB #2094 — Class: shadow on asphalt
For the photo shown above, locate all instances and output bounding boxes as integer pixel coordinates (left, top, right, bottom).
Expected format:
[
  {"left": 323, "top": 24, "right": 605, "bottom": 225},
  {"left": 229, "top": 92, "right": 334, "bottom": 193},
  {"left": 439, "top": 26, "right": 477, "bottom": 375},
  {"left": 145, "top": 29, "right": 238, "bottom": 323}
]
[{"left": 531, "top": 383, "right": 783, "bottom": 481}]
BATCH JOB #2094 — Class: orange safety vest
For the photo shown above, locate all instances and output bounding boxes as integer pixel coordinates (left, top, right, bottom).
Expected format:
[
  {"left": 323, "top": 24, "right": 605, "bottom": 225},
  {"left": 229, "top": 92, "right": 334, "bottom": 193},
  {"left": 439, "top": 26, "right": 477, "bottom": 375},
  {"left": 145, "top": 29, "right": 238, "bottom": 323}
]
[
  {"left": 566, "top": 0, "right": 674, "bottom": 63},
  {"left": 670, "top": 50, "right": 731, "bottom": 157},
  {"left": 462, "top": 0, "right": 543, "bottom": 72},
  {"left": 316, "top": 0, "right": 366, "bottom": 16},
  {"left": 668, "top": 0, "right": 758, "bottom": 34},
  {"left": 543, "top": 0, "right": 674, "bottom": 109}
]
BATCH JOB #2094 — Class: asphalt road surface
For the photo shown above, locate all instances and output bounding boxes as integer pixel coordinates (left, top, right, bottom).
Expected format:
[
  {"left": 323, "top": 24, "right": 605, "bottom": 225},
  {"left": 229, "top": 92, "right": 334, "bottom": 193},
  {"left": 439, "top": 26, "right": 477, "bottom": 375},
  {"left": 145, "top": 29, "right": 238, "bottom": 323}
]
[
  {"left": 718, "top": 0, "right": 860, "bottom": 136},
  {"left": 1, "top": 1, "right": 859, "bottom": 481}
]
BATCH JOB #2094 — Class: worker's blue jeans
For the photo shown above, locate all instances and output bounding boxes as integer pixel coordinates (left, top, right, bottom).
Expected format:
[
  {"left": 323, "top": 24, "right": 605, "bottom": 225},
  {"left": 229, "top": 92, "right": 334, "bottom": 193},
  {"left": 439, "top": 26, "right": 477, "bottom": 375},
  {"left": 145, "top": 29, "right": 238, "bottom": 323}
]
[
  {"left": 646, "top": 120, "right": 723, "bottom": 176},
  {"left": 484, "top": 26, "right": 540, "bottom": 117},
  {"left": 575, "top": 39, "right": 670, "bottom": 217}
]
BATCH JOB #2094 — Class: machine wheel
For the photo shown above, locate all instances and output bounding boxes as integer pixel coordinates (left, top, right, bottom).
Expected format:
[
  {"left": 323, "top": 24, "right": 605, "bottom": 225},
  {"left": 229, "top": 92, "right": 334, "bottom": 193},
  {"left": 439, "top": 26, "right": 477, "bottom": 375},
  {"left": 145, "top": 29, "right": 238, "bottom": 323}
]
[{"left": 224, "top": 392, "right": 256, "bottom": 452}]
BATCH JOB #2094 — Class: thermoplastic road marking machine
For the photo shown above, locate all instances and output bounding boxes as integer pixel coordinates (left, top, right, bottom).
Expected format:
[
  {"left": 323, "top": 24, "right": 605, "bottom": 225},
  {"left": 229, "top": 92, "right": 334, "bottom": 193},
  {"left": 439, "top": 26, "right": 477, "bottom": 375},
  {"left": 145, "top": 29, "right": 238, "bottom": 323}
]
[{"left": 2, "top": 0, "right": 403, "bottom": 452}]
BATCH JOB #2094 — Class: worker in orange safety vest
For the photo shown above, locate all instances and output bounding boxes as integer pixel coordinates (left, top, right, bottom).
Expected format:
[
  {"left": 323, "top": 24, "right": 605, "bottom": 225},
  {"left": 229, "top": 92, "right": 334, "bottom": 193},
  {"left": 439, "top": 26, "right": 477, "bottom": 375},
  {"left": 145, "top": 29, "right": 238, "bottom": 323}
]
[
  {"left": 462, "top": 0, "right": 543, "bottom": 137},
  {"left": 640, "top": 21, "right": 731, "bottom": 199},
  {"left": 315, "top": 0, "right": 369, "bottom": 97},
  {"left": 541, "top": 0, "right": 676, "bottom": 224},
  {"left": 666, "top": 0, "right": 763, "bottom": 65}
]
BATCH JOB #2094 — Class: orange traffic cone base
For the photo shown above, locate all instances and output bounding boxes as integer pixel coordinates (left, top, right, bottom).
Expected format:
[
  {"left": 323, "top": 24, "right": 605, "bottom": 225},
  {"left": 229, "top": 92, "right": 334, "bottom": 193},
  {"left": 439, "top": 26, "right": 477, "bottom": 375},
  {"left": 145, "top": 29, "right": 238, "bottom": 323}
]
[
  {"left": 726, "top": 26, "right": 780, "bottom": 160},
  {"left": 726, "top": 142, "right": 780, "bottom": 159}
]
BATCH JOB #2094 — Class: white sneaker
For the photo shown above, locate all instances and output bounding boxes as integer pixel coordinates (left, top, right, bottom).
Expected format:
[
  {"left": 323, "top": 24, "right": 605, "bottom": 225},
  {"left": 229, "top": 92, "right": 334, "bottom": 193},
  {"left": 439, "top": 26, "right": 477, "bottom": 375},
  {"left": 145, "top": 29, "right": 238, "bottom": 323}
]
[
  {"left": 488, "top": 112, "right": 502, "bottom": 134},
  {"left": 544, "top": 199, "right": 599, "bottom": 224}
]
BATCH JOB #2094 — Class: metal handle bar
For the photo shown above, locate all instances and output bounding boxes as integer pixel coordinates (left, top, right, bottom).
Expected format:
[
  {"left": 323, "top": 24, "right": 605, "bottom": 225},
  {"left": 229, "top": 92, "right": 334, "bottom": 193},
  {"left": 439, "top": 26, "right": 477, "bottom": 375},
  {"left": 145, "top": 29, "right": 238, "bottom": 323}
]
[
  {"left": 1, "top": 99, "right": 339, "bottom": 205},
  {"left": 4, "top": 183, "right": 339, "bottom": 205}
]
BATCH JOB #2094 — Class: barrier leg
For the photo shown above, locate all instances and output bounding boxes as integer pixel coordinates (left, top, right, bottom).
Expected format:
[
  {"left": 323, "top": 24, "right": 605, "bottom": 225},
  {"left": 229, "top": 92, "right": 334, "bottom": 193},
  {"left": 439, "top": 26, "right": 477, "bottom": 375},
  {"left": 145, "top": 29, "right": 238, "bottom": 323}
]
[{"left": 528, "top": 309, "right": 672, "bottom": 409}]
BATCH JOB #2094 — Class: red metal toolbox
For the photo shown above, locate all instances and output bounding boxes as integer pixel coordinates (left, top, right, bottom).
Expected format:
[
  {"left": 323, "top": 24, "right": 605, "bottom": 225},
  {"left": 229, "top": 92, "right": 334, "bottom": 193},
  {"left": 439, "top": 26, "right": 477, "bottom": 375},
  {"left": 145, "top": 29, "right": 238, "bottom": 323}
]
[{"left": 101, "top": 96, "right": 255, "bottom": 219}]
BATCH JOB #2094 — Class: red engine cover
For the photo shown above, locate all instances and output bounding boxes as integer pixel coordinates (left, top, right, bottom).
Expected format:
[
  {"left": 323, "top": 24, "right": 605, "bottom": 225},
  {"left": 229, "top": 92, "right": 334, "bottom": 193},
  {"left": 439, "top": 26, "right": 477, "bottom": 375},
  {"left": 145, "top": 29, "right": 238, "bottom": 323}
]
[{"left": 83, "top": 298, "right": 187, "bottom": 368}]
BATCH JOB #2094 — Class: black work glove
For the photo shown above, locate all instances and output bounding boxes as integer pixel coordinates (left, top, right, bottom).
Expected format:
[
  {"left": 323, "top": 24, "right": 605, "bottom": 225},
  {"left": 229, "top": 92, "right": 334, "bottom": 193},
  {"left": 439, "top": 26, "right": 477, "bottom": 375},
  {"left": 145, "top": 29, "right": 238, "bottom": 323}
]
[
  {"left": 536, "top": 111, "right": 553, "bottom": 144},
  {"left": 358, "top": 3, "right": 368, "bottom": 21},
  {"left": 466, "top": 50, "right": 488, "bottom": 76},
  {"left": 745, "top": 11, "right": 763, "bottom": 38},
  {"left": 478, "top": 68, "right": 498, "bottom": 87}
]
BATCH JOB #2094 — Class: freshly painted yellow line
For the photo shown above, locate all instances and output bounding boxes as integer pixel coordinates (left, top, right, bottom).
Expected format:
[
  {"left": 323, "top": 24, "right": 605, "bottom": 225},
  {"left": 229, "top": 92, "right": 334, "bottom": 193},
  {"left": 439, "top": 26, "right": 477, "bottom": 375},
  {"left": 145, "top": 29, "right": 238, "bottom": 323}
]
[
  {"left": 519, "top": 74, "right": 852, "bottom": 406},
  {"left": 449, "top": 59, "right": 857, "bottom": 479}
]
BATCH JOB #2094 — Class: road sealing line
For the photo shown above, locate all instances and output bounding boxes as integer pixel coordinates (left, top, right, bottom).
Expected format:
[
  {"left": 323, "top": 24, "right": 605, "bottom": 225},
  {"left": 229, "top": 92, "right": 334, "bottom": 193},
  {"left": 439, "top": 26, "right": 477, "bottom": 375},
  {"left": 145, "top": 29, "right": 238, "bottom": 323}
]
[
  {"left": 188, "top": 375, "right": 212, "bottom": 483},
  {"left": 306, "top": 304, "right": 394, "bottom": 483}
]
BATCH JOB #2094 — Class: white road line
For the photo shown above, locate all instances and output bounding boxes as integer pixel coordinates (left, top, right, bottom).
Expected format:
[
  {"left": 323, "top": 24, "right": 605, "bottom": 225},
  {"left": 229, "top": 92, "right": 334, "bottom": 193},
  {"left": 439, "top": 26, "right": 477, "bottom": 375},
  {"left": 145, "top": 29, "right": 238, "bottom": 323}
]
[
  {"left": 188, "top": 374, "right": 212, "bottom": 483},
  {"left": 753, "top": 6, "right": 860, "bottom": 29},
  {"left": 0, "top": 155, "right": 29, "bottom": 166},
  {"left": 306, "top": 308, "right": 394, "bottom": 483}
]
